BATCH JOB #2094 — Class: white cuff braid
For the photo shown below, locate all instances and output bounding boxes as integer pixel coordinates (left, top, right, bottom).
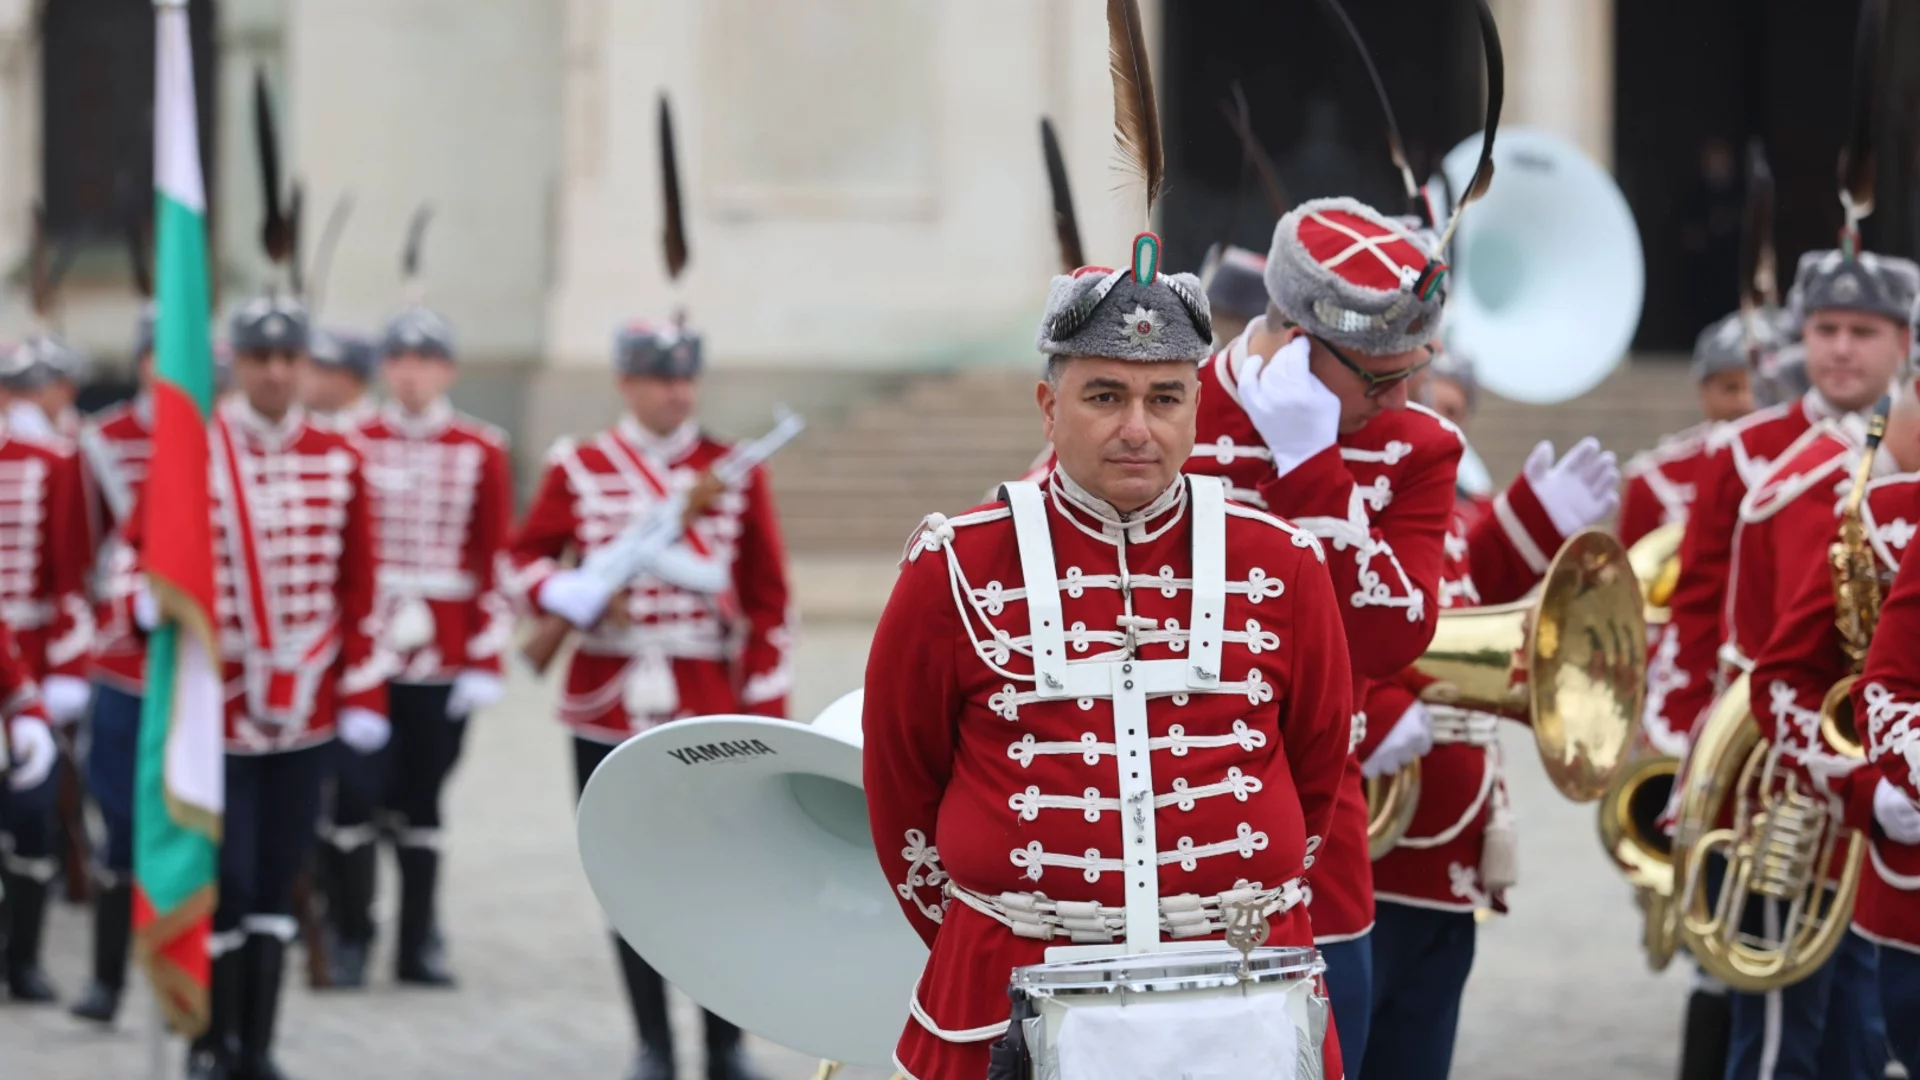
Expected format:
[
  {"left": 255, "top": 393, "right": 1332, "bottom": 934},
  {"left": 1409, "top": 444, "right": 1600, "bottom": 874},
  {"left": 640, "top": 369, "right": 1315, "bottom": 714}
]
[{"left": 41, "top": 675, "right": 91, "bottom": 726}]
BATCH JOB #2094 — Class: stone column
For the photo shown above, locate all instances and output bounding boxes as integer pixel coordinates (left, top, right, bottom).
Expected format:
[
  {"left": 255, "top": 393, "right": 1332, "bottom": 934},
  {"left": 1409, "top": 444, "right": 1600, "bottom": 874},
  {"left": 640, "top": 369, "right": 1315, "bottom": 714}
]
[{"left": 1488, "top": 0, "right": 1615, "bottom": 168}]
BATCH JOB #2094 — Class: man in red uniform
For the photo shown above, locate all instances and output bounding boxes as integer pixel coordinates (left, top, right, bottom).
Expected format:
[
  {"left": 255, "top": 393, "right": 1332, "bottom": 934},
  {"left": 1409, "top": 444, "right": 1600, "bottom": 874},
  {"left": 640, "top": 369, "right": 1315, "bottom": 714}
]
[
  {"left": 69, "top": 309, "right": 158, "bottom": 1023},
  {"left": 1748, "top": 384, "right": 1920, "bottom": 1078},
  {"left": 1858, "top": 422, "right": 1920, "bottom": 1071},
  {"left": 0, "top": 622, "right": 61, "bottom": 1005},
  {"left": 129, "top": 295, "right": 389, "bottom": 1079},
  {"left": 507, "top": 319, "right": 790, "bottom": 1080},
  {"left": 0, "top": 336, "right": 93, "bottom": 1005},
  {"left": 1652, "top": 249, "right": 1914, "bottom": 759},
  {"left": 1184, "top": 198, "right": 1615, "bottom": 1068},
  {"left": 1618, "top": 311, "right": 1760, "bottom": 550},
  {"left": 319, "top": 305, "right": 512, "bottom": 988},
  {"left": 865, "top": 233, "right": 1354, "bottom": 1080},
  {"left": 1679, "top": 248, "right": 1917, "bottom": 1080}
]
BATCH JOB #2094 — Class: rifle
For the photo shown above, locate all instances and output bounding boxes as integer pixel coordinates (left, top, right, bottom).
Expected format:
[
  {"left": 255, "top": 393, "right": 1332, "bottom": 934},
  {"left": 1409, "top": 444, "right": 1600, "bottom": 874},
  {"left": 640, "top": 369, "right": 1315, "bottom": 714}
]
[
  {"left": 53, "top": 728, "right": 93, "bottom": 903},
  {"left": 521, "top": 410, "right": 805, "bottom": 675},
  {"left": 292, "top": 862, "right": 332, "bottom": 988}
]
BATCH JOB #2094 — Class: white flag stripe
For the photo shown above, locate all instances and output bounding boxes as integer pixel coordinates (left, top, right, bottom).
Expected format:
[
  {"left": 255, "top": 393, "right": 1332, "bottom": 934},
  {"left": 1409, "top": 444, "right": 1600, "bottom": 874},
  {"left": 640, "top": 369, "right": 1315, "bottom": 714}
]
[
  {"left": 164, "top": 633, "right": 225, "bottom": 815},
  {"left": 155, "top": 4, "right": 204, "bottom": 213}
]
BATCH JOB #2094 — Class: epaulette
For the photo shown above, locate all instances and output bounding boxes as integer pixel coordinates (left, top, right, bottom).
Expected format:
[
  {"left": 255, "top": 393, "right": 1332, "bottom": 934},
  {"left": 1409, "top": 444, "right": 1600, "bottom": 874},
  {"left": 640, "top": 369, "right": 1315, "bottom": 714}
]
[
  {"left": 1405, "top": 402, "right": 1466, "bottom": 447},
  {"left": 456, "top": 410, "right": 509, "bottom": 448},
  {"left": 1864, "top": 471, "right": 1920, "bottom": 571},
  {"left": 1223, "top": 501, "right": 1325, "bottom": 562},
  {"left": 1708, "top": 401, "right": 1793, "bottom": 454},
  {"left": 544, "top": 435, "right": 581, "bottom": 465},
  {"left": 900, "top": 503, "right": 1010, "bottom": 566},
  {"left": 1628, "top": 422, "right": 1713, "bottom": 477},
  {"left": 1738, "top": 422, "right": 1853, "bottom": 524}
]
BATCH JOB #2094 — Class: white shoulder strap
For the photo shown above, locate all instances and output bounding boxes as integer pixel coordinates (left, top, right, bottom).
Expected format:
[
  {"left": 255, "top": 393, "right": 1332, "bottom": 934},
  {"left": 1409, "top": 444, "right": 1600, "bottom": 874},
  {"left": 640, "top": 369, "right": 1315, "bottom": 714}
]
[
  {"left": 1004, "top": 482, "right": 1070, "bottom": 696},
  {"left": 1187, "top": 476, "right": 1226, "bottom": 689}
]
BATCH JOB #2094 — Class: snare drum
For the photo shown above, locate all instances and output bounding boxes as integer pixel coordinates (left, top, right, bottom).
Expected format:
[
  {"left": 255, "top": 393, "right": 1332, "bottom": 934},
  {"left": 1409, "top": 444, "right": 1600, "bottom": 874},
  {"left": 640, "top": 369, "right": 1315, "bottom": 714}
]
[{"left": 1008, "top": 946, "right": 1328, "bottom": 1080}]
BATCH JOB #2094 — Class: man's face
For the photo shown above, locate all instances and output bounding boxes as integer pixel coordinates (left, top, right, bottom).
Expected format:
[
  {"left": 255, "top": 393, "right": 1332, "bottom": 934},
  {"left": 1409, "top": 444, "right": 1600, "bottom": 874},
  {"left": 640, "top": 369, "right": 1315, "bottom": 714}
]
[
  {"left": 1421, "top": 375, "right": 1472, "bottom": 431},
  {"left": 1697, "top": 367, "right": 1754, "bottom": 422},
  {"left": 1803, "top": 309, "right": 1911, "bottom": 412},
  {"left": 31, "top": 378, "right": 75, "bottom": 417},
  {"left": 1290, "top": 329, "right": 1422, "bottom": 434},
  {"left": 297, "top": 360, "right": 366, "bottom": 413},
  {"left": 382, "top": 353, "right": 457, "bottom": 413},
  {"left": 236, "top": 350, "right": 301, "bottom": 419},
  {"left": 619, "top": 373, "right": 699, "bottom": 436},
  {"left": 1037, "top": 357, "right": 1198, "bottom": 513}
]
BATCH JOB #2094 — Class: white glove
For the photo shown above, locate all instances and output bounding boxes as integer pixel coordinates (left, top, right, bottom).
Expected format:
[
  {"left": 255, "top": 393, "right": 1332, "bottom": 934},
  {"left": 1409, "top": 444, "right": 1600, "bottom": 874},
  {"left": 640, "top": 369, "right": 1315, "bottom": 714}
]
[
  {"left": 538, "top": 569, "right": 615, "bottom": 629},
  {"left": 41, "top": 675, "right": 91, "bottom": 726},
  {"left": 1523, "top": 437, "right": 1622, "bottom": 537},
  {"left": 133, "top": 584, "right": 161, "bottom": 632},
  {"left": 1238, "top": 336, "right": 1343, "bottom": 477},
  {"left": 337, "top": 707, "right": 391, "bottom": 754},
  {"left": 446, "top": 670, "right": 504, "bottom": 719},
  {"left": 1874, "top": 777, "right": 1920, "bottom": 845},
  {"left": 1361, "top": 701, "right": 1435, "bottom": 780},
  {"left": 7, "top": 715, "right": 56, "bottom": 791}
]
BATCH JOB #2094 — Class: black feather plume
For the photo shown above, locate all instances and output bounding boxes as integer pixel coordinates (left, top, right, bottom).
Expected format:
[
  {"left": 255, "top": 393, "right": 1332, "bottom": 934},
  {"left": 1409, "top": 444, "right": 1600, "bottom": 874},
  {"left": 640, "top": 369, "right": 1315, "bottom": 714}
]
[
  {"left": 659, "top": 94, "right": 688, "bottom": 282},
  {"left": 306, "top": 193, "right": 355, "bottom": 319},
  {"left": 285, "top": 180, "right": 305, "bottom": 296},
  {"left": 1218, "top": 82, "right": 1288, "bottom": 217},
  {"left": 1839, "top": 0, "right": 1884, "bottom": 232},
  {"left": 1040, "top": 118, "right": 1085, "bottom": 273},
  {"left": 1106, "top": 0, "right": 1164, "bottom": 218},
  {"left": 126, "top": 215, "right": 153, "bottom": 300},
  {"left": 253, "top": 65, "right": 290, "bottom": 267},
  {"left": 1433, "top": 0, "right": 1504, "bottom": 255},
  {"left": 399, "top": 202, "right": 432, "bottom": 304},
  {"left": 1312, "top": 0, "right": 1420, "bottom": 215},
  {"left": 1738, "top": 140, "right": 1777, "bottom": 310}
]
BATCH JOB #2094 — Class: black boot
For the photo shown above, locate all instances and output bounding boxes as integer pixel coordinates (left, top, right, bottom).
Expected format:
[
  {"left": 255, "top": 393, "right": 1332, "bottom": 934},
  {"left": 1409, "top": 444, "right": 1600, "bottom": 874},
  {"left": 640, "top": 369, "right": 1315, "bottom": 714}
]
[
  {"left": 704, "top": 1012, "right": 769, "bottom": 1080},
  {"left": 394, "top": 845, "right": 454, "bottom": 986},
  {"left": 236, "top": 933, "right": 291, "bottom": 1080},
  {"left": 616, "top": 936, "right": 675, "bottom": 1080},
  {"left": 70, "top": 879, "right": 133, "bottom": 1022},
  {"left": 185, "top": 947, "right": 241, "bottom": 1079},
  {"left": 2, "top": 869, "right": 59, "bottom": 1002},
  {"left": 322, "top": 842, "right": 376, "bottom": 989},
  {"left": 1675, "top": 985, "right": 1730, "bottom": 1080}
]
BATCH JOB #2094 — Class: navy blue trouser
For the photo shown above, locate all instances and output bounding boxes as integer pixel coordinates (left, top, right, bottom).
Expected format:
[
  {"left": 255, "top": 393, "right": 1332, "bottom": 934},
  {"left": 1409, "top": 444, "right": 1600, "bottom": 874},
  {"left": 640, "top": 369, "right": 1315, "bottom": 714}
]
[
  {"left": 85, "top": 682, "right": 144, "bottom": 876},
  {"left": 0, "top": 762, "right": 57, "bottom": 866},
  {"left": 1723, "top": 913, "right": 1886, "bottom": 1080},
  {"left": 1359, "top": 901, "right": 1477, "bottom": 1080},
  {"left": 1319, "top": 931, "right": 1374, "bottom": 1072},
  {"left": 1877, "top": 942, "right": 1920, "bottom": 1070},
  {"left": 331, "top": 682, "right": 466, "bottom": 838},
  {"left": 216, "top": 744, "right": 329, "bottom": 941}
]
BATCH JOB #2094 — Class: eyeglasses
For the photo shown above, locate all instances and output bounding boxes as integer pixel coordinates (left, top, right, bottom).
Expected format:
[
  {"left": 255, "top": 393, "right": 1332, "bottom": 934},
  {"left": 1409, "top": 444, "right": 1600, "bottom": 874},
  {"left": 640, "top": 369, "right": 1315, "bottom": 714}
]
[{"left": 1314, "top": 336, "right": 1433, "bottom": 399}]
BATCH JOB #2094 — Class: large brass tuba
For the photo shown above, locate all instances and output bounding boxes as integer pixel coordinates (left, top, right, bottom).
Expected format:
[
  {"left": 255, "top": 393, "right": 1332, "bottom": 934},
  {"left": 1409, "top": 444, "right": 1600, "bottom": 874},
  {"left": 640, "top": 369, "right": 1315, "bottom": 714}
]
[
  {"left": 1366, "top": 529, "right": 1646, "bottom": 854},
  {"left": 1670, "top": 400, "right": 1887, "bottom": 992},
  {"left": 1627, "top": 522, "right": 1686, "bottom": 627}
]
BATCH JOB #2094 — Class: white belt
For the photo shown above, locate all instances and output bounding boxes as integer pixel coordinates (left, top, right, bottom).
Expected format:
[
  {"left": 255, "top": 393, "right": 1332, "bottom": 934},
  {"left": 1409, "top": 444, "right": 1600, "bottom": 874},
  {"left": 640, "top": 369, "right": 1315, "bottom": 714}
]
[
  {"left": 948, "top": 877, "right": 1304, "bottom": 945},
  {"left": 1429, "top": 707, "right": 1500, "bottom": 747},
  {"left": 3, "top": 599, "right": 52, "bottom": 629},
  {"left": 377, "top": 567, "right": 475, "bottom": 601}
]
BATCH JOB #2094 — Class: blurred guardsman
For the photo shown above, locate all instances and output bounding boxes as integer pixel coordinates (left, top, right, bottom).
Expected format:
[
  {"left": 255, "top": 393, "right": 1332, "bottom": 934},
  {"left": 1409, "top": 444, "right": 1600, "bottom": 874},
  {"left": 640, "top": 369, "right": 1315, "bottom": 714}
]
[
  {"left": 129, "top": 295, "right": 389, "bottom": 1079},
  {"left": 301, "top": 329, "right": 378, "bottom": 431},
  {"left": 320, "top": 304, "right": 511, "bottom": 988}
]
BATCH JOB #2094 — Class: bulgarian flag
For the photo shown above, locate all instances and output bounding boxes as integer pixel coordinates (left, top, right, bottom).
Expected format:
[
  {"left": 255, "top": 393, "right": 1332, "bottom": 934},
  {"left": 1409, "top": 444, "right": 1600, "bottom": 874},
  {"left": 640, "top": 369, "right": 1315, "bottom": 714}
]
[{"left": 132, "top": 0, "right": 224, "bottom": 1036}]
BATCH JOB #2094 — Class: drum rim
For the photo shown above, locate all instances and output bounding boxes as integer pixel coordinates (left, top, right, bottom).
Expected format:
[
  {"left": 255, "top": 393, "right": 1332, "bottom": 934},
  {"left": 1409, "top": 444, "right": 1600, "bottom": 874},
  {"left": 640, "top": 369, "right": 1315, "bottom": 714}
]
[{"left": 1012, "top": 946, "right": 1324, "bottom": 998}]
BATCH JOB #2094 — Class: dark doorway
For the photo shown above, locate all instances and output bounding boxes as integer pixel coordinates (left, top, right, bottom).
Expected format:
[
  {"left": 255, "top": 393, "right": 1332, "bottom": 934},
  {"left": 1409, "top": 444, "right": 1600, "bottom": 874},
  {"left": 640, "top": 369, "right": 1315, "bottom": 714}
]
[
  {"left": 1158, "top": 0, "right": 1487, "bottom": 276},
  {"left": 41, "top": 0, "right": 217, "bottom": 274},
  {"left": 1615, "top": 0, "right": 1920, "bottom": 349}
]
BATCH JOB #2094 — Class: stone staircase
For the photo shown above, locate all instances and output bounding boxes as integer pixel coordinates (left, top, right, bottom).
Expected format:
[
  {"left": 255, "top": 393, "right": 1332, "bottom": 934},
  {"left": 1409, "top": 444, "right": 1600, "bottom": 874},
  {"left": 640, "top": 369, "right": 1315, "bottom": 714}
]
[{"left": 770, "top": 357, "right": 1707, "bottom": 554}]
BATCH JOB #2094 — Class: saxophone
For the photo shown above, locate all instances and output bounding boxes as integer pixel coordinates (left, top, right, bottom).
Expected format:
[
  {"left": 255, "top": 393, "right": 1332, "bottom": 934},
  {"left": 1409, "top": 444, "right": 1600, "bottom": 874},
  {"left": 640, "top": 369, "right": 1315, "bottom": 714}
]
[{"left": 1671, "top": 399, "right": 1886, "bottom": 992}]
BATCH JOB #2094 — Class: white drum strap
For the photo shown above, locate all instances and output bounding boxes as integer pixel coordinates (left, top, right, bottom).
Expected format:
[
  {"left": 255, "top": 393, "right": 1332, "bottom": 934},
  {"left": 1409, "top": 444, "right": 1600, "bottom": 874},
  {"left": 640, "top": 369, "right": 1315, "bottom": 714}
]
[
  {"left": 1005, "top": 482, "right": 1069, "bottom": 696},
  {"left": 1186, "top": 476, "right": 1226, "bottom": 689}
]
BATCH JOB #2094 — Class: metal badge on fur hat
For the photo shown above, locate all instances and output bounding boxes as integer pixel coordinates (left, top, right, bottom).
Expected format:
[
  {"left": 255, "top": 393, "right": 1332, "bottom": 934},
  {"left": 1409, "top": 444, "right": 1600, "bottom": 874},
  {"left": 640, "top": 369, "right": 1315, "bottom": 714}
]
[
  {"left": 1036, "top": 232, "right": 1212, "bottom": 363},
  {"left": 229, "top": 295, "right": 311, "bottom": 355},
  {"left": 1204, "top": 246, "right": 1271, "bottom": 322},
  {"left": 1265, "top": 197, "right": 1444, "bottom": 356},
  {"left": 616, "top": 321, "right": 702, "bottom": 379},
  {"left": 380, "top": 305, "right": 456, "bottom": 361},
  {"left": 1789, "top": 249, "right": 1920, "bottom": 327}
]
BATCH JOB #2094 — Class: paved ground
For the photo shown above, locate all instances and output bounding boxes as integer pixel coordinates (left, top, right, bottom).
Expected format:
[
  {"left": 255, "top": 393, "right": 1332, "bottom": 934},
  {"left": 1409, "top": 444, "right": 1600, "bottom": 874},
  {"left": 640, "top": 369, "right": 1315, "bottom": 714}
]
[{"left": 5, "top": 617, "right": 1689, "bottom": 1079}]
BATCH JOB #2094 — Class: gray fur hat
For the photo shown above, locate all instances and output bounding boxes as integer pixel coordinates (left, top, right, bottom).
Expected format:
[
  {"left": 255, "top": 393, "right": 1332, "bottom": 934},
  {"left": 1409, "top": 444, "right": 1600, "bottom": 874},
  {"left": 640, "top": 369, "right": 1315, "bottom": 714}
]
[
  {"left": 1204, "top": 245, "right": 1270, "bottom": 322},
  {"left": 1425, "top": 345, "right": 1477, "bottom": 412},
  {"left": 0, "top": 334, "right": 85, "bottom": 392},
  {"left": 1765, "top": 342, "right": 1809, "bottom": 406},
  {"left": 229, "top": 295, "right": 311, "bottom": 355},
  {"left": 616, "top": 321, "right": 702, "bottom": 378},
  {"left": 1690, "top": 311, "right": 1770, "bottom": 383},
  {"left": 1037, "top": 233, "right": 1212, "bottom": 363},
  {"left": 309, "top": 329, "right": 377, "bottom": 382},
  {"left": 1788, "top": 249, "right": 1920, "bottom": 327},
  {"left": 380, "top": 305, "right": 457, "bottom": 361},
  {"left": 1265, "top": 197, "right": 1446, "bottom": 357}
]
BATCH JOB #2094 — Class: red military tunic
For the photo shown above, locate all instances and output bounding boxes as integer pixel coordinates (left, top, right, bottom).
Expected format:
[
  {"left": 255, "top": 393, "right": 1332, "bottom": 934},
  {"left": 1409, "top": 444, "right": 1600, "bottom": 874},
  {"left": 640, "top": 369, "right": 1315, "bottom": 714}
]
[
  {"left": 79, "top": 398, "right": 154, "bottom": 693},
  {"left": 1759, "top": 470, "right": 1918, "bottom": 951},
  {"left": 1619, "top": 422, "right": 1713, "bottom": 549},
  {"left": 864, "top": 471, "right": 1354, "bottom": 1080},
  {"left": 1192, "top": 329, "right": 1463, "bottom": 943},
  {"left": 126, "top": 401, "right": 385, "bottom": 752},
  {"left": 1654, "top": 394, "right": 1833, "bottom": 749},
  {"left": 354, "top": 401, "right": 514, "bottom": 684},
  {"left": 506, "top": 417, "right": 793, "bottom": 739},
  {"left": 0, "top": 417, "right": 94, "bottom": 683},
  {"left": 1367, "top": 468, "right": 1565, "bottom": 914}
]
